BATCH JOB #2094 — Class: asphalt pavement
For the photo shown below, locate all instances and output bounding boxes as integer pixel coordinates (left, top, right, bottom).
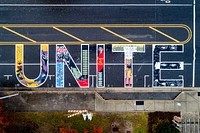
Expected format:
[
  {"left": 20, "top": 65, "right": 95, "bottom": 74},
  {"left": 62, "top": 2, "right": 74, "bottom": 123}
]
[
  {"left": 0, "top": 0, "right": 193, "bottom": 4},
  {"left": 0, "top": 6, "right": 193, "bottom": 24},
  {"left": 0, "top": 0, "right": 199, "bottom": 88}
]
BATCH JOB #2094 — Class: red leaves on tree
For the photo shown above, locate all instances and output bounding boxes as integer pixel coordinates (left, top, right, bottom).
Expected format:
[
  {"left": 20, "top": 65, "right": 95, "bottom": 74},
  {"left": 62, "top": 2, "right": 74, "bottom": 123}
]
[
  {"left": 93, "top": 125, "right": 103, "bottom": 133},
  {"left": 0, "top": 100, "right": 11, "bottom": 133},
  {"left": 59, "top": 125, "right": 103, "bottom": 133},
  {"left": 84, "top": 128, "right": 89, "bottom": 133},
  {"left": 59, "top": 128, "right": 78, "bottom": 133}
]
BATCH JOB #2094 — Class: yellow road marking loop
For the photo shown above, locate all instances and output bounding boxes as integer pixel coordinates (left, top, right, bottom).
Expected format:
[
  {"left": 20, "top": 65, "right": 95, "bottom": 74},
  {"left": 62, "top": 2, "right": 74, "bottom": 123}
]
[{"left": 0, "top": 24, "right": 191, "bottom": 45}]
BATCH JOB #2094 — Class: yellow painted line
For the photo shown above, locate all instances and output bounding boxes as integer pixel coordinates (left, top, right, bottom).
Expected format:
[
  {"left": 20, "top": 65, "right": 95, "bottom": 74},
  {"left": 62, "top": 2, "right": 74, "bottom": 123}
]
[
  {"left": 0, "top": 24, "right": 190, "bottom": 28},
  {"left": 100, "top": 27, "right": 133, "bottom": 43},
  {"left": 2, "top": 26, "right": 36, "bottom": 43},
  {"left": 53, "top": 27, "right": 85, "bottom": 42},
  {"left": 149, "top": 26, "right": 180, "bottom": 43},
  {"left": 0, "top": 41, "right": 185, "bottom": 45}
]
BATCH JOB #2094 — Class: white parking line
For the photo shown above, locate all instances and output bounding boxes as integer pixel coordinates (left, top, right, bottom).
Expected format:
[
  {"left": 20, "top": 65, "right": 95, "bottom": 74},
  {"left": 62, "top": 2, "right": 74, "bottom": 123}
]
[
  {"left": 144, "top": 75, "right": 150, "bottom": 87},
  {"left": 192, "top": 0, "right": 196, "bottom": 87},
  {"left": 0, "top": 4, "right": 192, "bottom": 7},
  {"left": 0, "top": 63, "right": 193, "bottom": 65},
  {"left": 3, "top": 75, "right": 13, "bottom": 80},
  {"left": 48, "top": 75, "right": 55, "bottom": 80}
]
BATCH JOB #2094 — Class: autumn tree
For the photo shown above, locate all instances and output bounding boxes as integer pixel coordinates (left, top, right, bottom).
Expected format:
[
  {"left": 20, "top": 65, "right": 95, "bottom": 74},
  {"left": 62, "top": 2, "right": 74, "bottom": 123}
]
[
  {"left": 148, "top": 112, "right": 180, "bottom": 133},
  {"left": 153, "top": 121, "right": 180, "bottom": 133},
  {"left": 0, "top": 100, "right": 11, "bottom": 133}
]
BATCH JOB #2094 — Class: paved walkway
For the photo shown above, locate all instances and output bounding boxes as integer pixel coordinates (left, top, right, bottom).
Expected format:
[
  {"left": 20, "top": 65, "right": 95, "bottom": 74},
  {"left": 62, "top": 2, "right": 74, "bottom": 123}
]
[
  {"left": 95, "top": 91, "right": 200, "bottom": 112},
  {"left": 1, "top": 88, "right": 200, "bottom": 112}
]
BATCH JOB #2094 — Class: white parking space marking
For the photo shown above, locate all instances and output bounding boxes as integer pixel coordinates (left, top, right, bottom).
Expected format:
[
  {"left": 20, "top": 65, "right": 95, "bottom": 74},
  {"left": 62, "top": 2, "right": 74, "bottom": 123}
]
[
  {"left": 0, "top": 63, "right": 192, "bottom": 66},
  {"left": 3, "top": 75, "right": 13, "bottom": 80},
  {"left": 192, "top": 0, "right": 196, "bottom": 87},
  {"left": 48, "top": 75, "right": 55, "bottom": 80},
  {"left": 144, "top": 75, "right": 150, "bottom": 87},
  {"left": 0, "top": 4, "right": 193, "bottom": 7}
]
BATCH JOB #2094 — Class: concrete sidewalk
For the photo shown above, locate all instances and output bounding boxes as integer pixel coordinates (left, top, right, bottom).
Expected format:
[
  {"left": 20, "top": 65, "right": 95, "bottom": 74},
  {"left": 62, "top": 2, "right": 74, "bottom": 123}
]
[
  {"left": 1, "top": 90, "right": 200, "bottom": 112},
  {"left": 95, "top": 91, "right": 200, "bottom": 112}
]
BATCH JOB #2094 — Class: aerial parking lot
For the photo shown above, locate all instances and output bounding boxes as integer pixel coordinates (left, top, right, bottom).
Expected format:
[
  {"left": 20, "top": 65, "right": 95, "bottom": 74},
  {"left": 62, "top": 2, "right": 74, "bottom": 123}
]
[
  {"left": 0, "top": 0, "right": 198, "bottom": 89},
  {"left": 0, "top": 0, "right": 199, "bottom": 112},
  {"left": 0, "top": 2, "right": 199, "bottom": 133}
]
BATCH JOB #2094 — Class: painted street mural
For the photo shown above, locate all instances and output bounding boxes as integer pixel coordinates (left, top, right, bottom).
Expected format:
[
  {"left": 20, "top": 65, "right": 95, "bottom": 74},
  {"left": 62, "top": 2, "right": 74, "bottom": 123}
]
[
  {"left": 15, "top": 44, "right": 49, "bottom": 87},
  {"left": 0, "top": 43, "right": 196, "bottom": 88}
]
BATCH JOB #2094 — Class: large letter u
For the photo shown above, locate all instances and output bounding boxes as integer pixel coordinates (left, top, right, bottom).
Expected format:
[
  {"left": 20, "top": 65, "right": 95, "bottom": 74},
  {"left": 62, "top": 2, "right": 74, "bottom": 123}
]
[{"left": 15, "top": 44, "right": 49, "bottom": 87}]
